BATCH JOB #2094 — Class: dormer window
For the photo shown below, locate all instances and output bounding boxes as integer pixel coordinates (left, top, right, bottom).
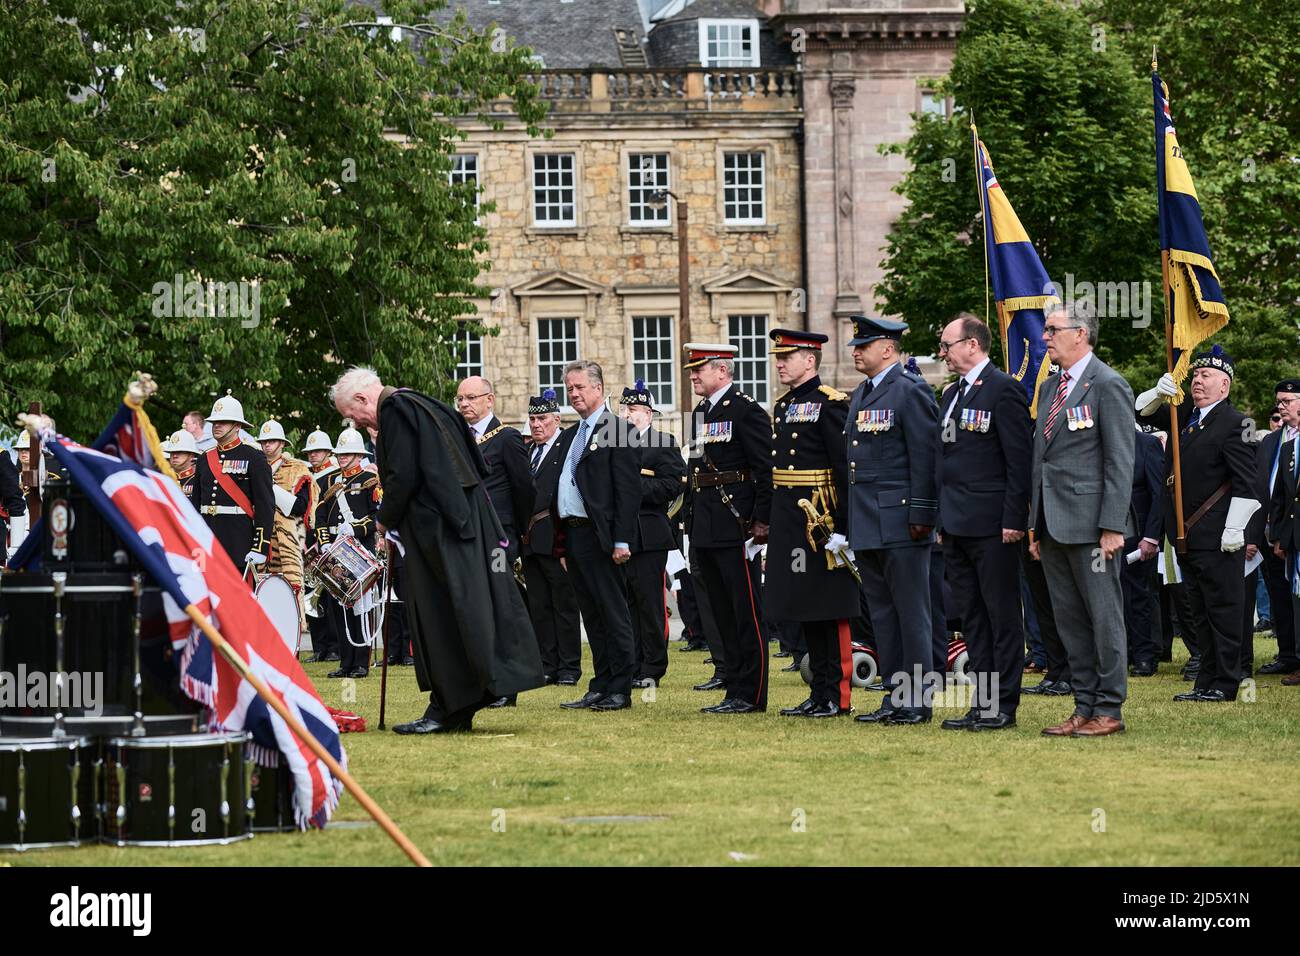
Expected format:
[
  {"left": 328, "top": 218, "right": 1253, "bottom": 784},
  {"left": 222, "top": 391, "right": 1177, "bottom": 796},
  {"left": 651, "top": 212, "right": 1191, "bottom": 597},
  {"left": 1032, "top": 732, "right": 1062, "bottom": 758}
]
[{"left": 699, "top": 19, "right": 759, "bottom": 68}]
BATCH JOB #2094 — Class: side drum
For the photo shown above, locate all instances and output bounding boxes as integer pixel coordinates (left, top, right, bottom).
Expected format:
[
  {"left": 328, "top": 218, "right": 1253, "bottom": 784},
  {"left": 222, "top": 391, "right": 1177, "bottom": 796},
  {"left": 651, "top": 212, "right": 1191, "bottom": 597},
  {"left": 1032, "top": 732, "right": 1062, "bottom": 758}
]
[
  {"left": 249, "top": 761, "right": 298, "bottom": 833},
  {"left": 0, "top": 736, "right": 99, "bottom": 851},
  {"left": 103, "top": 732, "right": 252, "bottom": 847}
]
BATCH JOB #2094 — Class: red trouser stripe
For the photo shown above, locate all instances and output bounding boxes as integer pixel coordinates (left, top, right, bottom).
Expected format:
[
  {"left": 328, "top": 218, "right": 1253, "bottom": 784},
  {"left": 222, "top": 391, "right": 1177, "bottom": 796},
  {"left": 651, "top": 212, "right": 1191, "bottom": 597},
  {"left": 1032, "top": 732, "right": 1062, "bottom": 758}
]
[
  {"left": 661, "top": 571, "right": 670, "bottom": 642},
  {"left": 836, "top": 619, "right": 853, "bottom": 710},
  {"left": 740, "top": 549, "right": 765, "bottom": 704}
]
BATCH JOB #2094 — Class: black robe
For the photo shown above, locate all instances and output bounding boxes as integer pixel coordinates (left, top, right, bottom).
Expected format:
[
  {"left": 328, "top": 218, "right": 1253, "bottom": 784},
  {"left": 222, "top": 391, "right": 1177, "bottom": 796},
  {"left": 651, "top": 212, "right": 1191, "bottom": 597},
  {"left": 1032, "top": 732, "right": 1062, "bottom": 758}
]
[{"left": 376, "top": 387, "right": 544, "bottom": 717}]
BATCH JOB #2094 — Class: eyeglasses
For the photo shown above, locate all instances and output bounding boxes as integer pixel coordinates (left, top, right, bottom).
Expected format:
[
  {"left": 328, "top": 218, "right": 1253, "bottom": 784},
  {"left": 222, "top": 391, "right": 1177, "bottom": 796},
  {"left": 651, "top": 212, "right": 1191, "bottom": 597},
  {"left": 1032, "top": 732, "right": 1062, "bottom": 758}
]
[
  {"left": 455, "top": 392, "right": 491, "bottom": 404},
  {"left": 1277, "top": 397, "right": 1299, "bottom": 407},
  {"left": 1043, "top": 325, "right": 1082, "bottom": 338},
  {"left": 937, "top": 336, "right": 974, "bottom": 354}
]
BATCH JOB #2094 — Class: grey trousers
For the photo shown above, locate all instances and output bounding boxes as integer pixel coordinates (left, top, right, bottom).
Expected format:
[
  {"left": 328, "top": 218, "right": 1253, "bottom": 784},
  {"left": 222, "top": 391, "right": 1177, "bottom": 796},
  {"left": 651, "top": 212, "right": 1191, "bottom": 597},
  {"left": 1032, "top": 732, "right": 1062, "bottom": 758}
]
[{"left": 1039, "top": 533, "right": 1128, "bottom": 719}]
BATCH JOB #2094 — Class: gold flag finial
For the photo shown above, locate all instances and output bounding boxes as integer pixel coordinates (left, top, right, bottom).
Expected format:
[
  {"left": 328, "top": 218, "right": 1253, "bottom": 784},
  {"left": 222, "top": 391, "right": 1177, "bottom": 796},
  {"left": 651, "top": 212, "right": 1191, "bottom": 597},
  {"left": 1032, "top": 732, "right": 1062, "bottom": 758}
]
[{"left": 1151, "top": 44, "right": 1158, "bottom": 72}]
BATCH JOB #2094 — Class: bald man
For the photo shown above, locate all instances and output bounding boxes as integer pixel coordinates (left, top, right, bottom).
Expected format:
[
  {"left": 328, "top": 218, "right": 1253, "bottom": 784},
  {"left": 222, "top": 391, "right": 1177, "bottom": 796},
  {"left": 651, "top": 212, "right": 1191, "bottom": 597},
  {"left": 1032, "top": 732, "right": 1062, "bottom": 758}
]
[{"left": 455, "top": 376, "right": 536, "bottom": 564}]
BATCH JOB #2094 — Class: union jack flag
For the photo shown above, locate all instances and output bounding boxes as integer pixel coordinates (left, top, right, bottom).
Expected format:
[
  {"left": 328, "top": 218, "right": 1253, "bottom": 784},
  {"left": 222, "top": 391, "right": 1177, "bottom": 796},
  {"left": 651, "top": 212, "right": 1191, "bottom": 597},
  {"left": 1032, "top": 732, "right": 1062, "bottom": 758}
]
[
  {"left": 92, "top": 395, "right": 174, "bottom": 478},
  {"left": 40, "top": 432, "right": 345, "bottom": 828}
]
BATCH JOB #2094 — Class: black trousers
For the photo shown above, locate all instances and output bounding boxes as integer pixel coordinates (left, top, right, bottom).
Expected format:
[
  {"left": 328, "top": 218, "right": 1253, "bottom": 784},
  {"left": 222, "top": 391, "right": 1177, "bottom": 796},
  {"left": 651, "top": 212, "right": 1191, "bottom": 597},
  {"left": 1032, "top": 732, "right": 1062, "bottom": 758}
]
[
  {"left": 1262, "top": 546, "right": 1300, "bottom": 666},
  {"left": 1242, "top": 567, "right": 1258, "bottom": 673},
  {"left": 929, "top": 545, "right": 949, "bottom": 673},
  {"left": 522, "top": 553, "right": 582, "bottom": 681},
  {"left": 1181, "top": 548, "right": 1245, "bottom": 698},
  {"left": 1022, "top": 539, "right": 1071, "bottom": 683},
  {"left": 696, "top": 543, "right": 766, "bottom": 707},
  {"left": 688, "top": 545, "right": 727, "bottom": 679},
  {"left": 627, "top": 549, "right": 670, "bottom": 681},
  {"left": 1121, "top": 543, "right": 1160, "bottom": 666},
  {"left": 945, "top": 534, "right": 1024, "bottom": 717},
  {"left": 1159, "top": 579, "right": 1198, "bottom": 659},
  {"left": 803, "top": 618, "right": 852, "bottom": 709},
  {"left": 307, "top": 599, "right": 336, "bottom": 657},
  {"left": 563, "top": 522, "right": 635, "bottom": 699},
  {"left": 329, "top": 600, "right": 369, "bottom": 673},
  {"left": 774, "top": 618, "right": 806, "bottom": 657}
]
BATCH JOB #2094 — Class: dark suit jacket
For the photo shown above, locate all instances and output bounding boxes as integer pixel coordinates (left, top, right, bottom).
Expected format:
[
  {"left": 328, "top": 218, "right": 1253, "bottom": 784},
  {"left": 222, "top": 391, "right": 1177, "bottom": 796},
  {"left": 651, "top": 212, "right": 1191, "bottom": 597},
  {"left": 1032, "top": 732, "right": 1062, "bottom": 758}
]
[
  {"left": 477, "top": 416, "right": 535, "bottom": 537},
  {"left": 1130, "top": 430, "right": 1165, "bottom": 543},
  {"left": 558, "top": 408, "right": 641, "bottom": 554},
  {"left": 1251, "top": 429, "right": 1286, "bottom": 548},
  {"left": 1142, "top": 398, "right": 1256, "bottom": 551},
  {"left": 936, "top": 363, "right": 1031, "bottom": 537},
  {"left": 523, "top": 428, "right": 574, "bottom": 557},
  {"left": 632, "top": 428, "right": 686, "bottom": 553},
  {"left": 1268, "top": 430, "right": 1300, "bottom": 551}
]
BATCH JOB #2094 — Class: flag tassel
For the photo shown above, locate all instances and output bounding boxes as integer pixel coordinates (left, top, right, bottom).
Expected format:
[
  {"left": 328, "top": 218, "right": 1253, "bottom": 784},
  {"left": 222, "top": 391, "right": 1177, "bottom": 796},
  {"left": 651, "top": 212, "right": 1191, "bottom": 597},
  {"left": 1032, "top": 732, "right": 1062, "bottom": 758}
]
[{"left": 182, "top": 602, "right": 433, "bottom": 867}]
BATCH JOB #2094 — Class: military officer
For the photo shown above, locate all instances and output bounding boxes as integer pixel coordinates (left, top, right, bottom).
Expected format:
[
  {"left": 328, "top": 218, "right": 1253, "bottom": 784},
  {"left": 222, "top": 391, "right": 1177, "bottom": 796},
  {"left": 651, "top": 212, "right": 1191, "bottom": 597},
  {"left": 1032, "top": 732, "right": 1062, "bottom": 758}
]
[
  {"left": 1138, "top": 346, "right": 1258, "bottom": 702},
  {"left": 302, "top": 427, "right": 341, "bottom": 663},
  {"left": 683, "top": 343, "right": 774, "bottom": 714},
  {"left": 764, "top": 329, "right": 859, "bottom": 719},
  {"left": 843, "top": 317, "right": 941, "bottom": 726},
  {"left": 15, "top": 429, "right": 64, "bottom": 486},
  {"left": 314, "top": 426, "right": 381, "bottom": 678},
  {"left": 618, "top": 379, "right": 687, "bottom": 688},
  {"left": 194, "top": 391, "right": 275, "bottom": 576},
  {"left": 161, "top": 429, "right": 200, "bottom": 506},
  {"left": 258, "top": 420, "right": 314, "bottom": 635}
]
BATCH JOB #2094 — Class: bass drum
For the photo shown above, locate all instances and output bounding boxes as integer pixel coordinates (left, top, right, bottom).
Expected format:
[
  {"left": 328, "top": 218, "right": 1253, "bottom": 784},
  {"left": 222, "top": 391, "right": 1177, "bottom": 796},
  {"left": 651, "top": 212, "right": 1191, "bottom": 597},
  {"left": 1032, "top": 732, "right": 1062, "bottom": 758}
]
[
  {"left": 0, "top": 736, "right": 99, "bottom": 851},
  {"left": 249, "top": 761, "right": 298, "bottom": 833},
  {"left": 255, "top": 574, "right": 301, "bottom": 657},
  {"left": 103, "top": 732, "right": 253, "bottom": 847}
]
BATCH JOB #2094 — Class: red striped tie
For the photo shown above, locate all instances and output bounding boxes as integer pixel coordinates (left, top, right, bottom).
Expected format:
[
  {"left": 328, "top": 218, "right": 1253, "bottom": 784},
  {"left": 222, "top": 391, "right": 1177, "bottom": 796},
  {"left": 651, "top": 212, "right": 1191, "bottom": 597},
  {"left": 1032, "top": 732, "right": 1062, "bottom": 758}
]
[{"left": 1043, "top": 371, "right": 1071, "bottom": 440}]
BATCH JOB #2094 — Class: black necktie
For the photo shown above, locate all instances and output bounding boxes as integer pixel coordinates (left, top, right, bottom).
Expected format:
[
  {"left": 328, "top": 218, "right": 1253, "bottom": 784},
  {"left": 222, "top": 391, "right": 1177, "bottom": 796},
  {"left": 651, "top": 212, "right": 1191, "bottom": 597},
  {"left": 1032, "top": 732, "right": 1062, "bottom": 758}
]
[
  {"left": 863, "top": 379, "right": 874, "bottom": 398},
  {"left": 949, "top": 379, "right": 968, "bottom": 420}
]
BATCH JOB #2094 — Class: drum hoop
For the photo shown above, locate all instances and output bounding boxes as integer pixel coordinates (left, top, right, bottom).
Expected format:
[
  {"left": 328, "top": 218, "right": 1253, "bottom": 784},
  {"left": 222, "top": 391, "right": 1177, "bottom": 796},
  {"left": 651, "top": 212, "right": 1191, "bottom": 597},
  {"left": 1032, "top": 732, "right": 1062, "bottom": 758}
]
[
  {"left": 0, "top": 736, "right": 93, "bottom": 751},
  {"left": 106, "top": 731, "right": 251, "bottom": 749},
  {"left": 0, "top": 585, "right": 154, "bottom": 595}
]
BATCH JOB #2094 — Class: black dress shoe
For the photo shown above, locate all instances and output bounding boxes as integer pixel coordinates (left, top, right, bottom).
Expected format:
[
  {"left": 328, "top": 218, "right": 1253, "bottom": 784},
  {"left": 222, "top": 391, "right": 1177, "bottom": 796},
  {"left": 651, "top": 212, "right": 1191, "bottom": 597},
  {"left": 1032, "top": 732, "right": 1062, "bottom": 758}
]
[
  {"left": 780, "top": 659, "right": 801, "bottom": 672},
  {"left": 678, "top": 641, "right": 708, "bottom": 652},
  {"left": 1041, "top": 680, "right": 1073, "bottom": 696},
  {"left": 1195, "top": 688, "right": 1230, "bottom": 702},
  {"left": 488, "top": 696, "right": 516, "bottom": 708},
  {"left": 693, "top": 676, "right": 727, "bottom": 691},
  {"left": 863, "top": 682, "right": 886, "bottom": 693},
  {"left": 1020, "top": 680, "right": 1052, "bottom": 695},
  {"left": 1257, "top": 659, "right": 1296, "bottom": 675},
  {"left": 305, "top": 653, "right": 325, "bottom": 663},
  {"left": 701, "top": 698, "right": 738, "bottom": 713},
  {"left": 324, "top": 652, "right": 341, "bottom": 662},
  {"left": 327, "top": 668, "right": 349, "bottom": 678},
  {"left": 779, "top": 698, "right": 816, "bottom": 716},
  {"left": 542, "top": 674, "right": 559, "bottom": 686},
  {"left": 561, "top": 691, "right": 605, "bottom": 709},
  {"left": 855, "top": 706, "right": 894, "bottom": 724},
  {"left": 1173, "top": 689, "right": 1204, "bottom": 701},
  {"left": 706, "top": 699, "right": 761, "bottom": 714},
  {"left": 773, "top": 650, "right": 792, "bottom": 659},
  {"left": 886, "top": 709, "right": 931, "bottom": 725},
  {"left": 399, "top": 656, "right": 415, "bottom": 666},
  {"left": 1129, "top": 661, "right": 1157, "bottom": 677},
  {"left": 941, "top": 710, "right": 978, "bottom": 730},
  {"left": 703, "top": 657, "right": 715, "bottom": 665},
  {"left": 392, "top": 716, "right": 471, "bottom": 735},
  {"left": 556, "top": 675, "right": 579, "bottom": 686},
  {"left": 347, "top": 668, "right": 369, "bottom": 679},
  {"left": 590, "top": 693, "right": 631, "bottom": 711},
  {"left": 806, "top": 701, "right": 847, "bottom": 718},
  {"left": 969, "top": 713, "right": 1016, "bottom": 731}
]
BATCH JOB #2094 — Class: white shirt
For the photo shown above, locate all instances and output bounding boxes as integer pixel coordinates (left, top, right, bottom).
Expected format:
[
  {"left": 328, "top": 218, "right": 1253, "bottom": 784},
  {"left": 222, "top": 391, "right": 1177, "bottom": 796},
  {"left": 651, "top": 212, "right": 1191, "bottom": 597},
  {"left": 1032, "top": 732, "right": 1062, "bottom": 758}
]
[
  {"left": 1058, "top": 351, "right": 1094, "bottom": 404},
  {"left": 557, "top": 406, "right": 607, "bottom": 520},
  {"left": 869, "top": 362, "right": 899, "bottom": 390},
  {"left": 469, "top": 416, "right": 492, "bottom": 439},
  {"left": 707, "top": 382, "right": 732, "bottom": 409},
  {"left": 943, "top": 356, "right": 991, "bottom": 424},
  {"left": 1189, "top": 398, "right": 1223, "bottom": 425}
]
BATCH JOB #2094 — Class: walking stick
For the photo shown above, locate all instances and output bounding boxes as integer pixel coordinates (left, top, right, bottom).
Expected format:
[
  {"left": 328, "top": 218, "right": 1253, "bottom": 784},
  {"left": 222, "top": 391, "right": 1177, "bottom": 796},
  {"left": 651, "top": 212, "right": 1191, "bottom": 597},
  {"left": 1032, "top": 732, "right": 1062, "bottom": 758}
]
[{"left": 378, "top": 561, "right": 391, "bottom": 730}]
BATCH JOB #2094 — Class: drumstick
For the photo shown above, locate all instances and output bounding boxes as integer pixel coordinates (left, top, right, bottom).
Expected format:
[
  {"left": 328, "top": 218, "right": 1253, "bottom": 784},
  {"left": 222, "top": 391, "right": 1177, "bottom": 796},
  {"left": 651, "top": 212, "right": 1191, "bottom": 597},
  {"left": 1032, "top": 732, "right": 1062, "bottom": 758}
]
[{"left": 181, "top": 602, "right": 431, "bottom": 867}]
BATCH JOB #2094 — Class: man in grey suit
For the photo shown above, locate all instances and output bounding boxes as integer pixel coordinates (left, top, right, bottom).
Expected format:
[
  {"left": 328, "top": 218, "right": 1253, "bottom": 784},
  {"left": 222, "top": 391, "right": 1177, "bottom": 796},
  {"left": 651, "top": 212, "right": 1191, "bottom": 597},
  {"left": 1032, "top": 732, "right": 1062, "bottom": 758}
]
[
  {"left": 844, "top": 316, "right": 941, "bottom": 726},
  {"left": 1028, "top": 299, "right": 1135, "bottom": 738}
]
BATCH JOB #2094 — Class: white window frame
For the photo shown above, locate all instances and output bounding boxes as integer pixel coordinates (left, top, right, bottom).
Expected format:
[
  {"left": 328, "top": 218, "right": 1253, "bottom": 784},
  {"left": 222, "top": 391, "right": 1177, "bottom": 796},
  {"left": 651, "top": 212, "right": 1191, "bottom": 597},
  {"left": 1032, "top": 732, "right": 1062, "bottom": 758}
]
[
  {"left": 536, "top": 316, "right": 581, "bottom": 412},
  {"left": 630, "top": 314, "right": 676, "bottom": 411},
  {"left": 722, "top": 151, "right": 766, "bottom": 225},
  {"left": 454, "top": 324, "right": 484, "bottom": 380},
  {"left": 531, "top": 152, "right": 577, "bottom": 227},
  {"left": 449, "top": 153, "right": 480, "bottom": 225},
  {"left": 627, "top": 152, "right": 671, "bottom": 226},
  {"left": 699, "top": 19, "right": 760, "bottom": 68},
  {"left": 919, "top": 90, "right": 952, "bottom": 120},
  {"left": 728, "top": 313, "right": 770, "bottom": 404}
]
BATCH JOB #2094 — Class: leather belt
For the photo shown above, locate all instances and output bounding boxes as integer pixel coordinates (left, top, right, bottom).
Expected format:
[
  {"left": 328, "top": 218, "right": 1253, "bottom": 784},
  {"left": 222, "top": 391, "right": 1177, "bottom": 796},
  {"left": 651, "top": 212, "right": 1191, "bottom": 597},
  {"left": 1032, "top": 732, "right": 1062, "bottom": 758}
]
[
  {"left": 201, "top": 505, "right": 247, "bottom": 516},
  {"left": 772, "top": 468, "right": 833, "bottom": 488},
  {"left": 692, "top": 470, "right": 749, "bottom": 490},
  {"left": 1185, "top": 480, "right": 1232, "bottom": 531},
  {"left": 562, "top": 516, "right": 592, "bottom": 528}
]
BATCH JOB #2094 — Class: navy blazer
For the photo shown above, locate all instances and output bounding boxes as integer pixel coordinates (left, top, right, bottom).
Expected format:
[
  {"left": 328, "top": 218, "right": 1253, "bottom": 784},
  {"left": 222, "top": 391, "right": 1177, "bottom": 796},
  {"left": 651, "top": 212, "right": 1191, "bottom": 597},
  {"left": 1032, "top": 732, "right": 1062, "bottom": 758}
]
[{"left": 1130, "top": 430, "right": 1165, "bottom": 543}]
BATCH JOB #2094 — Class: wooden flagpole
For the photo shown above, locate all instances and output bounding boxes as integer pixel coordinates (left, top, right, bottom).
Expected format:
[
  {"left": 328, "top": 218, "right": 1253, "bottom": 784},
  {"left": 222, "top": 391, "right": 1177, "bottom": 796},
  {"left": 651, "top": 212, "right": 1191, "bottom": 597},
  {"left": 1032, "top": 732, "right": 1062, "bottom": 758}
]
[
  {"left": 182, "top": 603, "right": 432, "bottom": 867},
  {"left": 972, "top": 117, "right": 1009, "bottom": 367}
]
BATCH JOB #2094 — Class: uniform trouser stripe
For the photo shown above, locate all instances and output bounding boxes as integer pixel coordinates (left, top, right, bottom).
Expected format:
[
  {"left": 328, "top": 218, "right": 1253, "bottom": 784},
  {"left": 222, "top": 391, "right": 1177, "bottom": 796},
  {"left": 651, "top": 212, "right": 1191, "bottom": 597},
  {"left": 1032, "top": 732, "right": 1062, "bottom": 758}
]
[
  {"left": 836, "top": 619, "right": 853, "bottom": 710},
  {"left": 740, "top": 549, "right": 765, "bottom": 705}
]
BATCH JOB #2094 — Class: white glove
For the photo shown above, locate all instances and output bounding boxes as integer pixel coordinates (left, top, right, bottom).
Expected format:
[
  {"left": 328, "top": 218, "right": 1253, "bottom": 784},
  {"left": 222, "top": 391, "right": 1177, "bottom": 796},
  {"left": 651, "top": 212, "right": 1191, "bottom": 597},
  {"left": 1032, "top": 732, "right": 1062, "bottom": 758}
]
[
  {"left": 1136, "top": 373, "right": 1180, "bottom": 415},
  {"left": 1221, "top": 496, "right": 1260, "bottom": 554},
  {"left": 336, "top": 521, "right": 355, "bottom": 539},
  {"left": 271, "top": 484, "right": 297, "bottom": 517},
  {"left": 827, "top": 533, "right": 851, "bottom": 556},
  {"left": 244, "top": 551, "right": 267, "bottom": 566}
]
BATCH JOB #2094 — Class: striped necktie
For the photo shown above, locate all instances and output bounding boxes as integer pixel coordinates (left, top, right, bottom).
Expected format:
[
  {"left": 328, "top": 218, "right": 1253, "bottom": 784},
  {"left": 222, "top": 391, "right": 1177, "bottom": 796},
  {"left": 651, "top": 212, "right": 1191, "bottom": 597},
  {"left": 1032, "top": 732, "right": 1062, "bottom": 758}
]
[
  {"left": 1043, "top": 371, "right": 1071, "bottom": 440},
  {"left": 530, "top": 443, "right": 543, "bottom": 476},
  {"left": 565, "top": 420, "right": 590, "bottom": 488}
]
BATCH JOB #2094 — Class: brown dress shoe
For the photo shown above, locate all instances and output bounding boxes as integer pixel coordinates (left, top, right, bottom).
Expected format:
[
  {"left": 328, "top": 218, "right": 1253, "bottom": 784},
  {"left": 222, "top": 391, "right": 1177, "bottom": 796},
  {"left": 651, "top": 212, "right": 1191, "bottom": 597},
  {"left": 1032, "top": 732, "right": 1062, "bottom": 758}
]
[
  {"left": 1072, "top": 716, "right": 1126, "bottom": 737},
  {"left": 1041, "top": 714, "right": 1089, "bottom": 736},
  {"left": 1281, "top": 670, "right": 1300, "bottom": 686}
]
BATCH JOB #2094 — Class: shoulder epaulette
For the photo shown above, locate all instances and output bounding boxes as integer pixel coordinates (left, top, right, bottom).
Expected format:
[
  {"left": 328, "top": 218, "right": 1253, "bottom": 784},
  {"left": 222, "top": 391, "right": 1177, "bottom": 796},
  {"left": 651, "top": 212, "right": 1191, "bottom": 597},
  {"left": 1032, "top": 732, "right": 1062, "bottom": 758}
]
[
  {"left": 818, "top": 384, "right": 850, "bottom": 402},
  {"left": 773, "top": 390, "right": 791, "bottom": 406}
]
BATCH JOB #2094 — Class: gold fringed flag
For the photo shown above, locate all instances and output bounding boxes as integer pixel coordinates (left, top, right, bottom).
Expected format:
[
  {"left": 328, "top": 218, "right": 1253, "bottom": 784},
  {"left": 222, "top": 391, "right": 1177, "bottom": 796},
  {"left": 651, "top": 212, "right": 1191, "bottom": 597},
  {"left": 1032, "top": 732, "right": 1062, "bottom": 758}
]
[{"left": 1154, "top": 70, "right": 1230, "bottom": 384}]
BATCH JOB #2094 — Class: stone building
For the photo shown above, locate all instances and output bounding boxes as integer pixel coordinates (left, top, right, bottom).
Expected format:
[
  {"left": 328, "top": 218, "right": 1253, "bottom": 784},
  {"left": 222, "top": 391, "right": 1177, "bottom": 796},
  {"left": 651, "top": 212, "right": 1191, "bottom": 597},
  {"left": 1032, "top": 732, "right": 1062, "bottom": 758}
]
[{"left": 415, "top": 0, "right": 964, "bottom": 426}]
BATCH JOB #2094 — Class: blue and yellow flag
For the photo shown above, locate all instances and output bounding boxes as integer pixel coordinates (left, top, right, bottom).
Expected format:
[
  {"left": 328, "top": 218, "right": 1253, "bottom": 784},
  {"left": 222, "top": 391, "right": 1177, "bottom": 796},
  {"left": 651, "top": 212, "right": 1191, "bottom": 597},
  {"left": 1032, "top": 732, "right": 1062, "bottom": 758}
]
[
  {"left": 1153, "top": 71, "right": 1229, "bottom": 384},
  {"left": 975, "top": 132, "right": 1056, "bottom": 414}
]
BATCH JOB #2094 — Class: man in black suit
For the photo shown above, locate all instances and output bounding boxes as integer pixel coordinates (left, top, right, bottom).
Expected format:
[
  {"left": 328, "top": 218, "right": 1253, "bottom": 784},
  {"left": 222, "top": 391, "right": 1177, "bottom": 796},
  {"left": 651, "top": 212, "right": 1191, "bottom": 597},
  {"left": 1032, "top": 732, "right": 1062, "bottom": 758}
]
[
  {"left": 1137, "top": 346, "right": 1258, "bottom": 702},
  {"left": 1255, "top": 382, "right": 1300, "bottom": 677},
  {"left": 1266, "top": 382, "right": 1300, "bottom": 688},
  {"left": 521, "top": 389, "right": 582, "bottom": 686},
  {"left": 618, "top": 381, "right": 687, "bottom": 687},
  {"left": 934, "top": 315, "right": 1031, "bottom": 731},
  {"left": 683, "top": 343, "right": 774, "bottom": 714},
  {"left": 0, "top": 445, "right": 24, "bottom": 567},
  {"left": 554, "top": 361, "right": 642, "bottom": 712},
  {"left": 456, "top": 376, "right": 534, "bottom": 563},
  {"left": 1122, "top": 427, "right": 1166, "bottom": 676}
]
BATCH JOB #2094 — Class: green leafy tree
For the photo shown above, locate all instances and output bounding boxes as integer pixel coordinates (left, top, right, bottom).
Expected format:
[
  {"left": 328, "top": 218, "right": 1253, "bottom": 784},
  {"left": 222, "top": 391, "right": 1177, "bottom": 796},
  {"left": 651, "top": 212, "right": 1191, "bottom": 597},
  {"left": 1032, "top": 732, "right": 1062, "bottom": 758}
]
[{"left": 0, "top": 0, "right": 547, "bottom": 442}]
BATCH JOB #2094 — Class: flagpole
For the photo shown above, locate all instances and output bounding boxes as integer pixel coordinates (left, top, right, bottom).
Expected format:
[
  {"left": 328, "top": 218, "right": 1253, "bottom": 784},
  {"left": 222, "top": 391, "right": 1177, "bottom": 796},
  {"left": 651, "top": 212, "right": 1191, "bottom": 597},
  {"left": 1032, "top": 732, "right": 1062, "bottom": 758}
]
[
  {"left": 971, "top": 116, "right": 994, "bottom": 339},
  {"left": 1153, "top": 47, "right": 1188, "bottom": 553},
  {"left": 182, "top": 603, "right": 432, "bottom": 867}
]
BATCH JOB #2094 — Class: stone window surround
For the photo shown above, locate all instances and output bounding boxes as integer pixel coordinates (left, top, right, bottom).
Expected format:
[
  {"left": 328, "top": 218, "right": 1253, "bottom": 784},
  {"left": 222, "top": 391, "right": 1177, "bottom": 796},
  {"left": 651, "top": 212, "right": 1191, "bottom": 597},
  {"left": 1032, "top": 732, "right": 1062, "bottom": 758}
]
[
  {"left": 716, "top": 142, "right": 773, "bottom": 229},
  {"left": 449, "top": 151, "right": 482, "bottom": 226},
  {"left": 621, "top": 145, "right": 676, "bottom": 230},
  {"left": 527, "top": 147, "right": 582, "bottom": 230},
  {"left": 917, "top": 87, "right": 953, "bottom": 120},
  {"left": 617, "top": 287, "right": 681, "bottom": 411}
]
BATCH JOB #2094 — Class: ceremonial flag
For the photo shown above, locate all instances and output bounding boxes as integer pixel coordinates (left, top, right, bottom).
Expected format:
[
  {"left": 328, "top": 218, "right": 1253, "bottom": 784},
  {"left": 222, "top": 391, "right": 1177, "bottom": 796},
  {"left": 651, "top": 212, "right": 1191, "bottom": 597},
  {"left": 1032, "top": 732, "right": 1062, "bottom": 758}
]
[
  {"left": 1153, "top": 69, "right": 1230, "bottom": 383},
  {"left": 974, "top": 131, "right": 1057, "bottom": 414},
  {"left": 38, "top": 432, "right": 345, "bottom": 828},
  {"left": 92, "top": 391, "right": 175, "bottom": 479}
]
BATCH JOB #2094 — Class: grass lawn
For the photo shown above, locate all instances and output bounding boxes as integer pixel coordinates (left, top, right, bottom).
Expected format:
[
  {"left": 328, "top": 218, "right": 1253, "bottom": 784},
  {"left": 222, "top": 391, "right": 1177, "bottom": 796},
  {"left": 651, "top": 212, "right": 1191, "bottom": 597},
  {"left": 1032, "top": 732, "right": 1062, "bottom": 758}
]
[{"left": 8, "top": 635, "right": 1300, "bottom": 867}]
